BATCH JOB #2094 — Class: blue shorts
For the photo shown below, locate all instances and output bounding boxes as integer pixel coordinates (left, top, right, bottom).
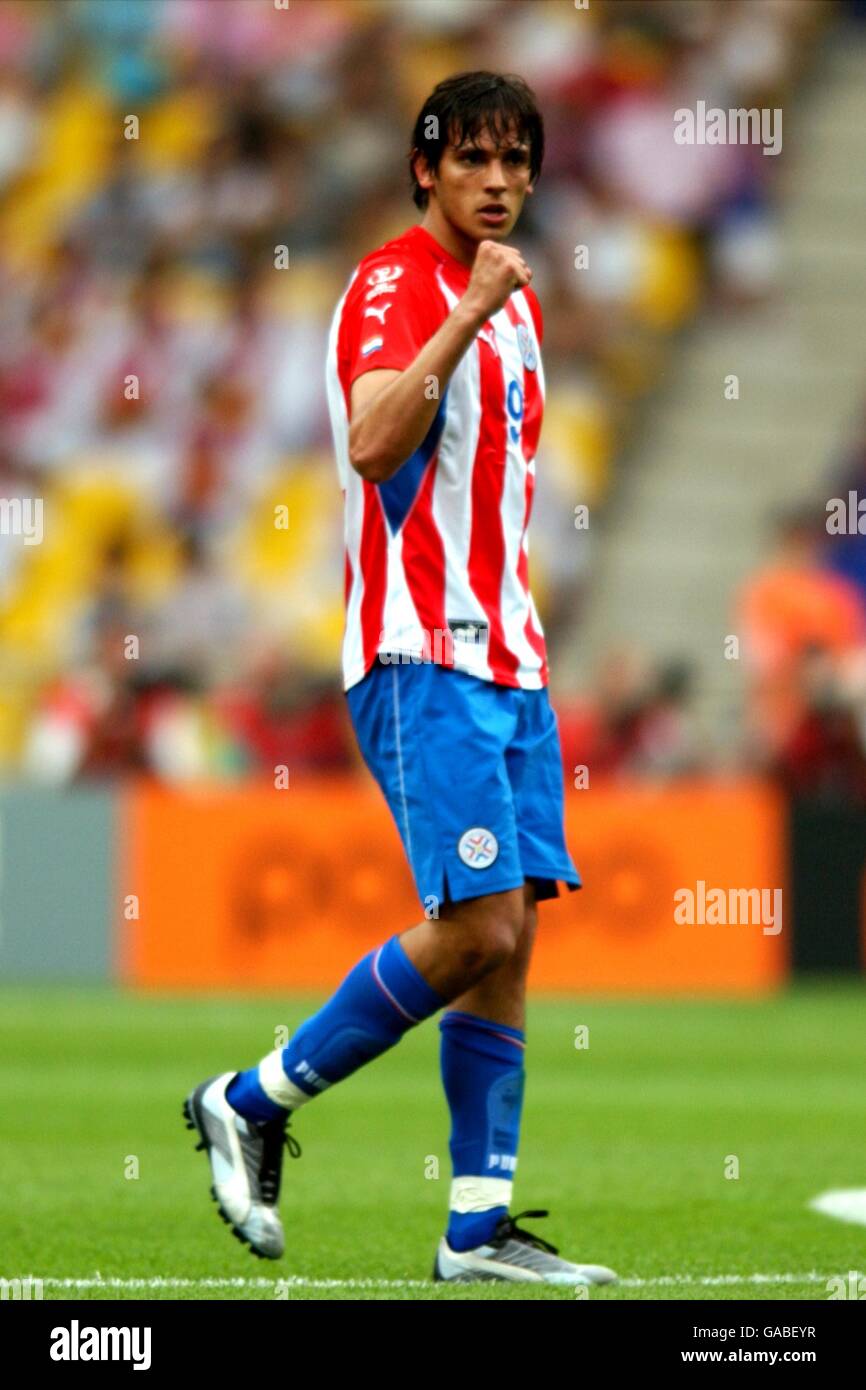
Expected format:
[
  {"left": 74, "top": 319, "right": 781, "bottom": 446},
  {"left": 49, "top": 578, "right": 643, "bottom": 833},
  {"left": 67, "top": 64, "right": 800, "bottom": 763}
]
[{"left": 346, "top": 659, "right": 580, "bottom": 909}]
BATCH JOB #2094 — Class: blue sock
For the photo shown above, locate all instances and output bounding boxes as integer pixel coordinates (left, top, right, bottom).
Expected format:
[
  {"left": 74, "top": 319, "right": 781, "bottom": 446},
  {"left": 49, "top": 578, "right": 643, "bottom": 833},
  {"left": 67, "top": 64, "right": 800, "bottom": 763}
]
[
  {"left": 439, "top": 1010, "right": 526, "bottom": 1251},
  {"left": 227, "top": 935, "right": 443, "bottom": 1123}
]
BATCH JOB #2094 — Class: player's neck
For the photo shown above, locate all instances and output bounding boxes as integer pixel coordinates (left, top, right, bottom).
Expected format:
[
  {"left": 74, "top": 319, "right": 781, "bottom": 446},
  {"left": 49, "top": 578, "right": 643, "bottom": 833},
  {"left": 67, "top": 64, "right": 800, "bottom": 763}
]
[{"left": 418, "top": 206, "right": 478, "bottom": 270}]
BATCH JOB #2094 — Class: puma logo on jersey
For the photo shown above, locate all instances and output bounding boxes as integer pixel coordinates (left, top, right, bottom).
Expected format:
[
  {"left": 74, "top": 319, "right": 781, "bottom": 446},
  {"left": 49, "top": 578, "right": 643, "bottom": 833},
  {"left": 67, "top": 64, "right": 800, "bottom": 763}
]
[{"left": 363, "top": 302, "right": 393, "bottom": 324}]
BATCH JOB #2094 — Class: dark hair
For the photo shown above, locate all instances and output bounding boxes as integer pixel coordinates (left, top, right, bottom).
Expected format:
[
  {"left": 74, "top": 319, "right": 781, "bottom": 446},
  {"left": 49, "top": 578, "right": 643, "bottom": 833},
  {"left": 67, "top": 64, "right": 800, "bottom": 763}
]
[{"left": 408, "top": 70, "right": 544, "bottom": 210}]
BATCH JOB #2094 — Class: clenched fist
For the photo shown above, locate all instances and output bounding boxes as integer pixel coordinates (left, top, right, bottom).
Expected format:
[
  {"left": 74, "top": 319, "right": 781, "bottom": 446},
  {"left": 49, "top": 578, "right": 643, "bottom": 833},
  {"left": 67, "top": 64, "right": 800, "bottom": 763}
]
[{"left": 461, "top": 239, "right": 532, "bottom": 324}]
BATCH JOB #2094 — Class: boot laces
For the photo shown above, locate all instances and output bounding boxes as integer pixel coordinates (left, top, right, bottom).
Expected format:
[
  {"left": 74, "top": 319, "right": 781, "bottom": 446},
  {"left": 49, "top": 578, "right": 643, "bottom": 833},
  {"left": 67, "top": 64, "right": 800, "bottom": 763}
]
[
  {"left": 494, "top": 1208, "right": 559, "bottom": 1256},
  {"left": 258, "top": 1116, "right": 301, "bottom": 1204}
]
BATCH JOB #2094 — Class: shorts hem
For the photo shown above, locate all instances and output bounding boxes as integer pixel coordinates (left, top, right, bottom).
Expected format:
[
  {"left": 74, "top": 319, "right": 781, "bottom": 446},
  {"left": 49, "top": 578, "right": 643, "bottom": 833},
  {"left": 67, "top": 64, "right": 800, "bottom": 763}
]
[
  {"left": 525, "top": 874, "right": 582, "bottom": 902},
  {"left": 424, "top": 871, "right": 526, "bottom": 908},
  {"left": 417, "top": 868, "right": 580, "bottom": 909}
]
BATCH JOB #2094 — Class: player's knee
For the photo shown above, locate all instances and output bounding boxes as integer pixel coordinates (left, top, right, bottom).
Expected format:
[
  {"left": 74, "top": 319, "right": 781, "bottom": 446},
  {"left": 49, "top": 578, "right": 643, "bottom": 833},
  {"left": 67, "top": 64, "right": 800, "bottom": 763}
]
[{"left": 458, "top": 898, "right": 525, "bottom": 975}]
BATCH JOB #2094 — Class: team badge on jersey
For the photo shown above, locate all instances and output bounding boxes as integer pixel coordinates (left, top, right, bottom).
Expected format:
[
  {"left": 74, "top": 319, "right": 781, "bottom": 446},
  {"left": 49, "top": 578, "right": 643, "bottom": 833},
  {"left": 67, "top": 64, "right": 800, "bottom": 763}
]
[
  {"left": 458, "top": 827, "right": 499, "bottom": 869},
  {"left": 366, "top": 265, "right": 404, "bottom": 288},
  {"left": 516, "top": 323, "right": 537, "bottom": 371}
]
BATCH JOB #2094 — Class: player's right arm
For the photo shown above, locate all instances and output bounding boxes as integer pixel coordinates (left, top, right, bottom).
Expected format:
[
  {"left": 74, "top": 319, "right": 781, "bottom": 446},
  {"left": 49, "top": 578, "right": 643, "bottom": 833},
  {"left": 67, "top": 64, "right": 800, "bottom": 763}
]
[{"left": 348, "top": 240, "right": 531, "bottom": 484}]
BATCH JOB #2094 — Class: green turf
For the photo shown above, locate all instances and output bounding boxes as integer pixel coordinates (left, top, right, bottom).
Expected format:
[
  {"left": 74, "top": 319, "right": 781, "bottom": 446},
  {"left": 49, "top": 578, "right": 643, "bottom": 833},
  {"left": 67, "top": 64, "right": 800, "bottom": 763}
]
[{"left": 1, "top": 983, "right": 865, "bottom": 1300}]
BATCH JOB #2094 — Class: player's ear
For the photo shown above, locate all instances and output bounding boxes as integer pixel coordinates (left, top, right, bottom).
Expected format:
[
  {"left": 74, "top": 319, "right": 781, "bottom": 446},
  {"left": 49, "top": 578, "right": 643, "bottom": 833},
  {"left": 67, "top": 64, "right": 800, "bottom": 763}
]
[{"left": 412, "top": 147, "right": 434, "bottom": 194}]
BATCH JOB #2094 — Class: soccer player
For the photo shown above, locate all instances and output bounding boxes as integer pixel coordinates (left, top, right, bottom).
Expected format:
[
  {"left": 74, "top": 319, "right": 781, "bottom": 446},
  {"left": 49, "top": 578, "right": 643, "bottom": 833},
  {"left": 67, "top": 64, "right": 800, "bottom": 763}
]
[{"left": 184, "top": 70, "right": 616, "bottom": 1287}]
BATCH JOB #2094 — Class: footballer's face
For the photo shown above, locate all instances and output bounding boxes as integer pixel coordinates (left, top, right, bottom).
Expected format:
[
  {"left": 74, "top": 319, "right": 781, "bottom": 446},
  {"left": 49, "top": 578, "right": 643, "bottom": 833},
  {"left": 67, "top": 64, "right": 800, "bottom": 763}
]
[{"left": 417, "top": 122, "right": 534, "bottom": 257}]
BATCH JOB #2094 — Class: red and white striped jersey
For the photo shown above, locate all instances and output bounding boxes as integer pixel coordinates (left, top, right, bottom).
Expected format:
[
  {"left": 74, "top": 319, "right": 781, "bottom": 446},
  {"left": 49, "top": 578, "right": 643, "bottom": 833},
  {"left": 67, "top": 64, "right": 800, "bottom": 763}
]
[{"left": 325, "top": 223, "right": 548, "bottom": 692}]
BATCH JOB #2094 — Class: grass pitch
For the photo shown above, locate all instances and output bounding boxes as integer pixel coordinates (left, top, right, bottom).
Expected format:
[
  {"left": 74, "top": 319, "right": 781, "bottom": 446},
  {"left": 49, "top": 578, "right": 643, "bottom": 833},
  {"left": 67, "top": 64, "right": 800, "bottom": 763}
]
[{"left": 2, "top": 983, "right": 865, "bottom": 1300}]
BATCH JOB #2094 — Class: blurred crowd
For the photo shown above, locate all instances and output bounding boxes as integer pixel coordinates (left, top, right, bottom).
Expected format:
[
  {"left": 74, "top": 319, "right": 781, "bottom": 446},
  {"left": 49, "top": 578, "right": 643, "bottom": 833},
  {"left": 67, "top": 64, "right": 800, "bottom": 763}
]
[
  {"left": 557, "top": 404, "right": 866, "bottom": 802},
  {"left": 0, "top": 0, "right": 861, "bottom": 796},
  {"left": 736, "top": 412, "right": 866, "bottom": 804}
]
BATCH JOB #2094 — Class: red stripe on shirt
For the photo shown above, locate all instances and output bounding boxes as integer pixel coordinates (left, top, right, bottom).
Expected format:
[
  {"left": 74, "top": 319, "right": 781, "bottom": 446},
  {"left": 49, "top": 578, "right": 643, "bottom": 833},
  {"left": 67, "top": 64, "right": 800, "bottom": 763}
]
[
  {"left": 506, "top": 300, "right": 547, "bottom": 670},
  {"left": 401, "top": 452, "right": 450, "bottom": 665},
  {"left": 523, "top": 285, "right": 543, "bottom": 347},
  {"left": 467, "top": 337, "right": 520, "bottom": 682}
]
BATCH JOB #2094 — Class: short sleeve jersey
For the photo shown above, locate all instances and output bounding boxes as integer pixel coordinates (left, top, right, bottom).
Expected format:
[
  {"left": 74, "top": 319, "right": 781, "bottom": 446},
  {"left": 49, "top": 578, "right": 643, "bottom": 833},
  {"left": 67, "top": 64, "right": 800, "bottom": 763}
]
[{"left": 325, "top": 223, "right": 547, "bottom": 691}]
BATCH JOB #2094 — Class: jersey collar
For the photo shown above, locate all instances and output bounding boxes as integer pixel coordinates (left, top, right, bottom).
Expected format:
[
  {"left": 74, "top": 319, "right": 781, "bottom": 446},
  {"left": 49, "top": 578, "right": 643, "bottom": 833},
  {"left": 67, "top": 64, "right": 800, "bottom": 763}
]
[{"left": 409, "top": 224, "right": 472, "bottom": 280}]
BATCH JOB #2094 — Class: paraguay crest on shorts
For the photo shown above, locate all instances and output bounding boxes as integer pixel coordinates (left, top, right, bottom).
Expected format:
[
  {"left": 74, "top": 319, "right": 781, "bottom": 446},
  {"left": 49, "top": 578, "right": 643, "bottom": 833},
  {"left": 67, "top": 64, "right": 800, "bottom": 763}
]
[
  {"left": 516, "top": 323, "right": 537, "bottom": 371},
  {"left": 458, "top": 827, "right": 499, "bottom": 869}
]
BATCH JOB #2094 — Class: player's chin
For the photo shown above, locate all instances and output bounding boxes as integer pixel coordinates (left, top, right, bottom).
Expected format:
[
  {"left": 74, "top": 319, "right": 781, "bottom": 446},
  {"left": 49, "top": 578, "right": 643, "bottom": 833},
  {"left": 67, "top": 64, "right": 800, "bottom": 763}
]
[{"left": 472, "top": 213, "right": 515, "bottom": 240}]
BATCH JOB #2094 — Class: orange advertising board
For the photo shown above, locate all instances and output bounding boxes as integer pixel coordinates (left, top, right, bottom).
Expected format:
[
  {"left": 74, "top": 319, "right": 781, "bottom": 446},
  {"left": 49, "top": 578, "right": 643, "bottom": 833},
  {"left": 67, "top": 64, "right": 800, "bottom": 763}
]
[{"left": 119, "top": 777, "right": 786, "bottom": 994}]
